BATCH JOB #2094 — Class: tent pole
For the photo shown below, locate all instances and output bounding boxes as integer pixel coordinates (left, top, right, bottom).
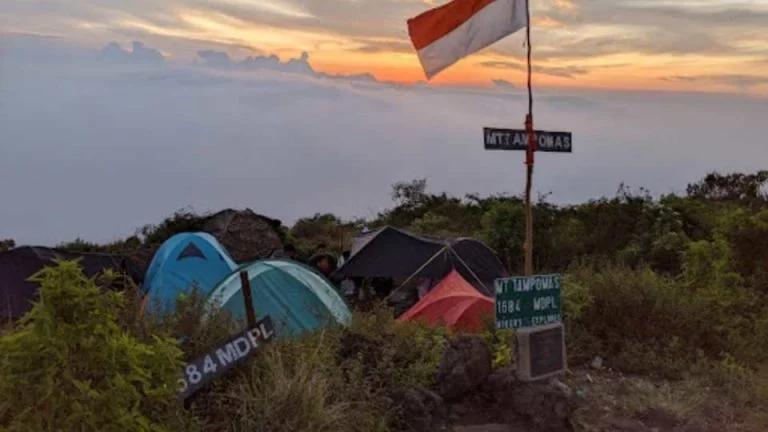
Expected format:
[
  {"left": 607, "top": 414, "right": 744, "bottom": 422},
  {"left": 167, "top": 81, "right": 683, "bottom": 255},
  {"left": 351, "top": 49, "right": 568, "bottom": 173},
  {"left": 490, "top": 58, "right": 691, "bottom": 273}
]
[
  {"left": 240, "top": 270, "right": 257, "bottom": 328},
  {"left": 382, "top": 245, "right": 449, "bottom": 303},
  {"left": 447, "top": 246, "right": 493, "bottom": 297}
]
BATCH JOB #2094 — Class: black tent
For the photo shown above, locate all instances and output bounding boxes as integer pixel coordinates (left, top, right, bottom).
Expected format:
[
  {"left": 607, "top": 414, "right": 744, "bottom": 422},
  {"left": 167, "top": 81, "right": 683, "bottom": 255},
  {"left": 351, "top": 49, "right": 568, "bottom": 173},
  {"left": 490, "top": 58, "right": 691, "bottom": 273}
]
[
  {"left": 332, "top": 226, "right": 508, "bottom": 296},
  {"left": 0, "top": 246, "right": 130, "bottom": 321}
]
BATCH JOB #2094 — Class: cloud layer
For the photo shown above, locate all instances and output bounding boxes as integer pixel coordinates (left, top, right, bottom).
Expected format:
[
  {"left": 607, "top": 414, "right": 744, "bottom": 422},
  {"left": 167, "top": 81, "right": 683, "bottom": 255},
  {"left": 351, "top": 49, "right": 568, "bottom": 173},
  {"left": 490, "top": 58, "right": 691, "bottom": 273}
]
[
  {"left": 2, "top": 0, "right": 767, "bottom": 93},
  {"left": 1, "top": 36, "right": 767, "bottom": 245}
]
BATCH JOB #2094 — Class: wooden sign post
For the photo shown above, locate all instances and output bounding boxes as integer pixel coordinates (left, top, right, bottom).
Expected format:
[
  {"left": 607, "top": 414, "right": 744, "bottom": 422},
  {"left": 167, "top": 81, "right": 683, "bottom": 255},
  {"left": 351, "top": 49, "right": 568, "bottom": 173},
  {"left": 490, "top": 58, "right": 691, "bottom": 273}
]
[
  {"left": 484, "top": 126, "right": 573, "bottom": 382},
  {"left": 483, "top": 127, "right": 573, "bottom": 275}
]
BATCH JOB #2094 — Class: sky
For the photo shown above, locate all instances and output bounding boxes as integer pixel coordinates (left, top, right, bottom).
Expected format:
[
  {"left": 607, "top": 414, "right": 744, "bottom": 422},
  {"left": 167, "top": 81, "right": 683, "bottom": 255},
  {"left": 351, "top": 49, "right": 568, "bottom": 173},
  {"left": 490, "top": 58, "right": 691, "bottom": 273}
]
[
  {"left": 2, "top": 0, "right": 768, "bottom": 94},
  {"left": 0, "top": 0, "right": 767, "bottom": 245}
]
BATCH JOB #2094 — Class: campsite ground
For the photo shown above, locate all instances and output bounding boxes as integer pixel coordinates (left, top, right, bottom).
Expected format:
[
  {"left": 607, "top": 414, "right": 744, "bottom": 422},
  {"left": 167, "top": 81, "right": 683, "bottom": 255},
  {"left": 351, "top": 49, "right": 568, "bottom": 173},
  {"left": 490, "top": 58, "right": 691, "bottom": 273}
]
[
  {"left": 445, "top": 366, "right": 768, "bottom": 432},
  {"left": 566, "top": 367, "right": 768, "bottom": 432}
]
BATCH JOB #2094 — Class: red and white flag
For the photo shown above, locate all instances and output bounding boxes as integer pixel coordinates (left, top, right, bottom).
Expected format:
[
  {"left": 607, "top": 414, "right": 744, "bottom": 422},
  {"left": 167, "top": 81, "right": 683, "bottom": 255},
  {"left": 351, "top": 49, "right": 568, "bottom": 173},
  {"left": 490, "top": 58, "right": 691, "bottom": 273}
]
[{"left": 407, "top": 0, "right": 527, "bottom": 80}]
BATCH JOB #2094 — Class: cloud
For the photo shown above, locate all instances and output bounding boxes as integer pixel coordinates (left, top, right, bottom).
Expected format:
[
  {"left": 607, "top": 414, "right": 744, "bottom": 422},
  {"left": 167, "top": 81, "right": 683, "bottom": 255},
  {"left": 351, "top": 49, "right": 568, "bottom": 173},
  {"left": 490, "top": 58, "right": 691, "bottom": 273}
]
[
  {"left": 662, "top": 74, "right": 768, "bottom": 89},
  {"left": 193, "top": 49, "right": 382, "bottom": 83},
  {"left": 492, "top": 79, "right": 516, "bottom": 89},
  {"left": 350, "top": 38, "right": 413, "bottom": 54},
  {"left": 486, "top": 2, "right": 768, "bottom": 63},
  {"left": 3, "top": 0, "right": 768, "bottom": 97},
  {"left": 553, "top": 0, "right": 576, "bottom": 13},
  {"left": 99, "top": 41, "right": 165, "bottom": 65},
  {"left": 481, "top": 60, "right": 589, "bottom": 79},
  {"left": 196, "top": 49, "right": 315, "bottom": 75},
  {"left": 1, "top": 35, "right": 767, "bottom": 246}
]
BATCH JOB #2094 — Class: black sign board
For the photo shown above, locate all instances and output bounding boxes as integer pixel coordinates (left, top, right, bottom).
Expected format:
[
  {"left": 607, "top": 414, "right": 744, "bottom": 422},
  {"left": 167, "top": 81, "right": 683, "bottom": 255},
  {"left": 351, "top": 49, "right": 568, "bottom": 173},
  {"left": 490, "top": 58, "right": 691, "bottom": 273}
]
[
  {"left": 528, "top": 325, "right": 565, "bottom": 378},
  {"left": 484, "top": 127, "right": 572, "bottom": 153},
  {"left": 177, "top": 316, "right": 275, "bottom": 400}
]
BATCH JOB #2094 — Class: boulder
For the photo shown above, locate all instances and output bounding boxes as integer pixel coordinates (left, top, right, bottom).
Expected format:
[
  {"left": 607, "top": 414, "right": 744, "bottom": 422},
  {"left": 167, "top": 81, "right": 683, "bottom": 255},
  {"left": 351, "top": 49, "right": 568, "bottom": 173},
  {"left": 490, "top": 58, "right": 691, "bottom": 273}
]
[
  {"left": 202, "top": 209, "right": 283, "bottom": 263},
  {"left": 438, "top": 334, "right": 493, "bottom": 400},
  {"left": 390, "top": 386, "right": 448, "bottom": 431}
]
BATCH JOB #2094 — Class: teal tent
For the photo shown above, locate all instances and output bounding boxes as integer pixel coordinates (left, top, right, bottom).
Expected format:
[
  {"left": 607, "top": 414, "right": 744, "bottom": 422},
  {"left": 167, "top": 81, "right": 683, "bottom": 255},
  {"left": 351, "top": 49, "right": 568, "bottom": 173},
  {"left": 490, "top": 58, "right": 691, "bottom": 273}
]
[
  {"left": 142, "top": 232, "right": 236, "bottom": 313},
  {"left": 206, "top": 259, "right": 351, "bottom": 336}
]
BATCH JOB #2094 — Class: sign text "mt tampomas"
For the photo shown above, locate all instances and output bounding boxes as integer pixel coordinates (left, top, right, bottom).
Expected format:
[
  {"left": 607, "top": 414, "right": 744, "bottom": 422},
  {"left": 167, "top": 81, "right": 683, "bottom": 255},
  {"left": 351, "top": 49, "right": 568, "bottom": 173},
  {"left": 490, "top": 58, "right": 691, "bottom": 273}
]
[{"left": 483, "top": 128, "right": 573, "bottom": 153}]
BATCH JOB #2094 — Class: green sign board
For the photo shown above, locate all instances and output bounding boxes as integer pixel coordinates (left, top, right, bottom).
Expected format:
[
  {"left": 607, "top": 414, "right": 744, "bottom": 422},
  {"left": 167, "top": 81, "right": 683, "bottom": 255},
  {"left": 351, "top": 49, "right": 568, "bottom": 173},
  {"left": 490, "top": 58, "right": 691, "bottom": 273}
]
[{"left": 495, "top": 274, "right": 562, "bottom": 329}]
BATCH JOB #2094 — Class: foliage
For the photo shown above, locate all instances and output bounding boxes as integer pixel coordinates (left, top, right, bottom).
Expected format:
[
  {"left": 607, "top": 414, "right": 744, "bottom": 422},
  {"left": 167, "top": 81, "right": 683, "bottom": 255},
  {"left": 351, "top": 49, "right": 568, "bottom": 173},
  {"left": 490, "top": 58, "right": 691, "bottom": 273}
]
[
  {"left": 564, "top": 263, "right": 768, "bottom": 379},
  {"left": 0, "top": 260, "right": 187, "bottom": 431},
  {"left": 139, "top": 208, "right": 210, "bottom": 246},
  {"left": 0, "top": 239, "right": 15, "bottom": 252},
  {"left": 686, "top": 170, "right": 768, "bottom": 208},
  {"left": 479, "top": 315, "right": 516, "bottom": 369},
  {"left": 190, "top": 306, "right": 446, "bottom": 432},
  {"left": 289, "top": 213, "right": 365, "bottom": 256}
]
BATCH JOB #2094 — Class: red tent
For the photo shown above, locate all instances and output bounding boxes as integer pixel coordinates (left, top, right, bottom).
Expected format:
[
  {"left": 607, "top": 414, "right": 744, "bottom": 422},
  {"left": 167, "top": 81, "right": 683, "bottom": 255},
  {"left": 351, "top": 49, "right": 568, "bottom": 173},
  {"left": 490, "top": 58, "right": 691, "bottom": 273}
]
[{"left": 397, "top": 270, "right": 494, "bottom": 332}]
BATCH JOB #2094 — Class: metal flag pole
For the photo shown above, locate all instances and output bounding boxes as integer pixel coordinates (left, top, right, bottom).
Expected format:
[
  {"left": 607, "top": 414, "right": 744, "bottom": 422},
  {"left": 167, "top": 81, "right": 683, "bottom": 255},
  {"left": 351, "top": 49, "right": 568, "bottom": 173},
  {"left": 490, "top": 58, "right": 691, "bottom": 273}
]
[{"left": 523, "top": 0, "right": 535, "bottom": 277}]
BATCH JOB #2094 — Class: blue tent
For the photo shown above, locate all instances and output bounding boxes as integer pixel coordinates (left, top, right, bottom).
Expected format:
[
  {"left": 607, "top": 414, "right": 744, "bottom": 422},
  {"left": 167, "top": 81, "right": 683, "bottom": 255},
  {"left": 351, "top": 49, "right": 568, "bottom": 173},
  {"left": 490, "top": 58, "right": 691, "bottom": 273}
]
[
  {"left": 206, "top": 259, "right": 351, "bottom": 336},
  {"left": 142, "top": 232, "right": 236, "bottom": 312}
]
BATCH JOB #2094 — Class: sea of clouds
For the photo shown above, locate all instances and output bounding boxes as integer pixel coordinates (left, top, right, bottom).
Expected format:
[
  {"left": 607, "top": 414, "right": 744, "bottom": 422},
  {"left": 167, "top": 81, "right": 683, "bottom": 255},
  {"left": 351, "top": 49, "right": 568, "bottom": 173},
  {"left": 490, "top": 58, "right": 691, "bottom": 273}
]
[{"left": 1, "top": 34, "right": 766, "bottom": 244}]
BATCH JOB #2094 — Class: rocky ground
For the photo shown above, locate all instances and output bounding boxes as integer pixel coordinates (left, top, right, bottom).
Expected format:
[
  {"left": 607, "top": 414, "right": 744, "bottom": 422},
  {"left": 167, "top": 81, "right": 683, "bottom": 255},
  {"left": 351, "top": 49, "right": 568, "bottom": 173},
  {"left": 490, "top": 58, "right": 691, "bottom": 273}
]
[{"left": 396, "top": 334, "right": 767, "bottom": 432}]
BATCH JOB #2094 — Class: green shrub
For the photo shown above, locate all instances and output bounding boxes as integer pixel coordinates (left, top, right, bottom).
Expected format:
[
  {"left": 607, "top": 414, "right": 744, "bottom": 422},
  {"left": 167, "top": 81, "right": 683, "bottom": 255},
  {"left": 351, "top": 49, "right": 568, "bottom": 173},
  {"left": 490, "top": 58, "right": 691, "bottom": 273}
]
[
  {"left": 136, "top": 287, "right": 240, "bottom": 360},
  {"left": 337, "top": 306, "right": 446, "bottom": 390},
  {"left": 190, "top": 306, "right": 445, "bottom": 432},
  {"left": 478, "top": 314, "right": 515, "bottom": 369},
  {"left": 196, "top": 330, "right": 363, "bottom": 432},
  {"left": 0, "top": 260, "right": 188, "bottom": 431},
  {"left": 564, "top": 263, "right": 768, "bottom": 378}
]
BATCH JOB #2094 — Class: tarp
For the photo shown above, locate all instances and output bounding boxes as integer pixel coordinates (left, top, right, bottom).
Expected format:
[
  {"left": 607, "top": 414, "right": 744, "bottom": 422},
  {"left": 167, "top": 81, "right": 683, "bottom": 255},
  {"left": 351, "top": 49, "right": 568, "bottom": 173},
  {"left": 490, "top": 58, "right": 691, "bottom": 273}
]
[
  {"left": 0, "top": 246, "right": 127, "bottom": 320},
  {"left": 206, "top": 259, "right": 351, "bottom": 336},
  {"left": 142, "top": 232, "right": 236, "bottom": 313},
  {"left": 397, "top": 270, "right": 494, "bottom": 332},
  {"left": 333, "top": 226, "right": 508, "bottom": 295}
]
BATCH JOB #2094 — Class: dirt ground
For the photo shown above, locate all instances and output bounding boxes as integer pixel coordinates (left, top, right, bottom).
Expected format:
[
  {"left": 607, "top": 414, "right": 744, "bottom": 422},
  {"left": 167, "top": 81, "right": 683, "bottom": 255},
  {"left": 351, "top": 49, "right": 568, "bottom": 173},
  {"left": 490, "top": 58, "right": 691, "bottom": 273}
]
[
  {"left": 446, "top": 367, "right": 768, "bottom": 432},
  {"left": 565, "top": 367, "right": 767, "bottom": 432}
]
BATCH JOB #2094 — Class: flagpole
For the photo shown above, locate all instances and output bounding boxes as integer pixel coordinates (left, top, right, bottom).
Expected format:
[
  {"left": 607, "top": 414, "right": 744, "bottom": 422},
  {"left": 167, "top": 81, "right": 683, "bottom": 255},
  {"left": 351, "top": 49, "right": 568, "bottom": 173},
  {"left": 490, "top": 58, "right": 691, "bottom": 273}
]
[{"left": 524, "top": 0, "right": 535, "bottom": 277}]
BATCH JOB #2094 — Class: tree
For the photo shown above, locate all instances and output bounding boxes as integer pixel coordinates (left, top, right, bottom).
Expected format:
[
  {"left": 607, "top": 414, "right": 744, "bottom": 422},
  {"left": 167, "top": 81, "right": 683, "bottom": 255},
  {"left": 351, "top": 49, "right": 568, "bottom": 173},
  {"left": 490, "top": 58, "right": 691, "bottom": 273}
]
[
  {"left": 290, "top": 213, "right": 364, "bottom": 255},
  {"left": 686, "top": 171, "right": 768, "bottom": 208},
  {"left": 0, "top": 239, "right": 14, "bottom": 252},
  {"left": 391, "top": 178, "right": 428, "bottom": 208}
]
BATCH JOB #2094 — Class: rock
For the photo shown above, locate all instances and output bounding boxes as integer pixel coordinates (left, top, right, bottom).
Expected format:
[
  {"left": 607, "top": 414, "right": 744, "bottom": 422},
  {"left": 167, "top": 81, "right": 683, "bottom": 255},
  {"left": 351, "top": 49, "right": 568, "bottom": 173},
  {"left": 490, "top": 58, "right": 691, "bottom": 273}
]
[
  {"left": 202, "top": 209, "right": 283, "bottom": 262},
  {"left": 451, "top": 403, "right": 470, "bottom": 416},
  {"left": 452, "top": 425, "right": 513, "bottom": 432},
  {"left": 486, "top": 368, "right": 577, "bottom": 432},
  {"left": 590, "top": 356, "right": 604, "bottom": 370},
  {"left": 390, "top": 386, "right": 448, "bottom": 431},
  {"left": 438, "top": 334, "right": 493, "bottom": 400},
  {"left": 635, "top": 407, "right": 679, "bottom": 430},
  {"left": 550, "top": 379, "right": 573, "bottom": 398}
]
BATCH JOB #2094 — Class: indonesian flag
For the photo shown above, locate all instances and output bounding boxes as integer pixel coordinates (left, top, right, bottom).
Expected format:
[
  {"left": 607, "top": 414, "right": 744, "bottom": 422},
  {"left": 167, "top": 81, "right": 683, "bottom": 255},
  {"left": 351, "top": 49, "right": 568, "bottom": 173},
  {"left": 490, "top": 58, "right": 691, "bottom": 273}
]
[{"left": 407, "top": 0, "right": 527, "bottom": 80}]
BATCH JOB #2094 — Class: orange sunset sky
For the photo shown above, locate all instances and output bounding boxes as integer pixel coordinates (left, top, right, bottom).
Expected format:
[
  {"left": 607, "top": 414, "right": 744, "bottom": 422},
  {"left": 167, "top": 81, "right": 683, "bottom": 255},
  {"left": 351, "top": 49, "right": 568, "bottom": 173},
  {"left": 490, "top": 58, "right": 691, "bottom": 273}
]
[{"left": 2, "top": 0, "right": 768, "bottom": 96}]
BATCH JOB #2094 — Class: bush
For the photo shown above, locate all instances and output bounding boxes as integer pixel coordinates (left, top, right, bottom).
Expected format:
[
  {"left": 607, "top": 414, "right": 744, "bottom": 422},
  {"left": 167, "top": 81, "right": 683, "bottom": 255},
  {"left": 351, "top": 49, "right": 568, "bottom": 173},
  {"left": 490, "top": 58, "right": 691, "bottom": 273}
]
[
  {"left": 564, "top": 263, "right": 768, "bottom": 379},
  {"left": 190, "top": 306, "right": 446, "bottom": 432},
  {"left": 0, "top": 260, "right": 188, "bottom": 431}
]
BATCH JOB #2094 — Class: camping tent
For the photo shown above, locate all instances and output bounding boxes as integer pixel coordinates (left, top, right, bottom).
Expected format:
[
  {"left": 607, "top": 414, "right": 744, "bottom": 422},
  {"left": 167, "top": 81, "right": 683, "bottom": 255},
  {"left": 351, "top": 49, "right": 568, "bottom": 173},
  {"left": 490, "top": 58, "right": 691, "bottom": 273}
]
[
  {"left": 333, "top": 226, "right": 508, "bottom": 296},
  {"left": 0, "top": 246, "right": 127, "bottom": 320},
  {"left": 206, "top": 259, "right": 351, "bottom": 336},
  {"left": 397, "top": 270, "right": 494, "bottom": 332},
  {"left": 141, "top": 232, "right": 236, "bottom": 313}
]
